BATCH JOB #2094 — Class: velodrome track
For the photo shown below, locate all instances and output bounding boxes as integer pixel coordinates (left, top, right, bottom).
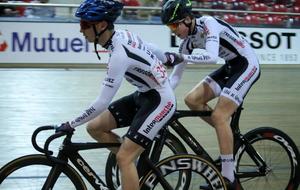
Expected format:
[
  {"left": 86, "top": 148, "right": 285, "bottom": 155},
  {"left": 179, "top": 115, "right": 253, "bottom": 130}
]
[{"left": 0, "top": 64, "right": 299, "bottom": 187}]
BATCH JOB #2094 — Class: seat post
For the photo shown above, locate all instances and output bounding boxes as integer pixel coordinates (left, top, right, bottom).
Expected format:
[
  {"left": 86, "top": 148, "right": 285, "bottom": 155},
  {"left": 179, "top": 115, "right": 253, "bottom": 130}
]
[{"left": 230, "top": 103, "right": 243, "bottom": 135}]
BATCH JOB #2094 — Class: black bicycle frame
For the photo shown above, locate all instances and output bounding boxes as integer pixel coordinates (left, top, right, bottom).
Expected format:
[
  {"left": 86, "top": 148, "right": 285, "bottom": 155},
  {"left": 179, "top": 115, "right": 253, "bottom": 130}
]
[
  {"left": 36, "top": 126, "right": 174, "bottom": 190},
  {"left": 167, "top": 105, "right": 268, "bottom": 179}
]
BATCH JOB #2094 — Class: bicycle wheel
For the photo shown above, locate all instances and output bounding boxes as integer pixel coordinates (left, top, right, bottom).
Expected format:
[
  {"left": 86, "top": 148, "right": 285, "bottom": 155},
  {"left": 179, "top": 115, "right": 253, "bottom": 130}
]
[
  {"left": 140, "top": 154, "right": 226, "bottom": 190},
  {"left": 0, "top": 154, "right": 87, "bottom": 190},
  {"left": 235, "top": 127, "right": 300, "bottom": 190},
  {"left": 105, "top": 133, "right": 187, "bottom": 190}
]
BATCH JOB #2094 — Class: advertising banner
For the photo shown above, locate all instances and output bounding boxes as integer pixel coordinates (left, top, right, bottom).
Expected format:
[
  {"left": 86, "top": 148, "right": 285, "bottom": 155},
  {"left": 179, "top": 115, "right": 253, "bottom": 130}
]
[{"left": 0, "top": 21, "right": 299, "bottom": 64}]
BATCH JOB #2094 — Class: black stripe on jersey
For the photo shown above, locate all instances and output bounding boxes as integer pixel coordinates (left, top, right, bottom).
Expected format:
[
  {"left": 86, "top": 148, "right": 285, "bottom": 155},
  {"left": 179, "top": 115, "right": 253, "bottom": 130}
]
[
  {"left": 123, "top": 45, "right": 151, "bottom": 66},
  {"left": 125, "top": 71, "right": 151, "bottom": 88},
  {"left": 220, "top": 38, "right": 241, "bottom": 56},
  {"left": 215, "top": 18, "right": 239, "bottom": 38}
]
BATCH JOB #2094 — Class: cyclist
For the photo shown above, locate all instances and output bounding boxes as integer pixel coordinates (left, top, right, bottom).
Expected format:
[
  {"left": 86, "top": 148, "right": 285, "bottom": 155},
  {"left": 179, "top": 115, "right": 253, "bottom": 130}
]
[
  {"left": 161, "top": 0, "right": 260, "bottom": 189},
  {"left": 55, "top": 0, "right": 176, "bottom": 190}
]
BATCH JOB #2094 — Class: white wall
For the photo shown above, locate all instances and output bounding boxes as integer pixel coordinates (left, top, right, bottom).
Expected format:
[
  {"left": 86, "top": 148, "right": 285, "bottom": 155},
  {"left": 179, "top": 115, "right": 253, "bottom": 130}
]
[{"left": 0, "top": 21, "right": 299, "bottom": 64}]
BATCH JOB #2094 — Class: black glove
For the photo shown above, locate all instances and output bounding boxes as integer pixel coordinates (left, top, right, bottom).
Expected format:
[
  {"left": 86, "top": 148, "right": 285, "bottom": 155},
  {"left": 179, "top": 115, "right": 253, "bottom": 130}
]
[
  {"left": 164, "top": 52, "right": 184, "bottom": 67},
  {"left": 55, "top": 122, "right": 75, "bottom": 134}
]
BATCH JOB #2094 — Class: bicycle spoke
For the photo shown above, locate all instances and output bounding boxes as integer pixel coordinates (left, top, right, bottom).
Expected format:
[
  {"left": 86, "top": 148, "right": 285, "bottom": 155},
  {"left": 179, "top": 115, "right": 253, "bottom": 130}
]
[{"left": 237, "top": 138, "right": 292, "bottom": 190}]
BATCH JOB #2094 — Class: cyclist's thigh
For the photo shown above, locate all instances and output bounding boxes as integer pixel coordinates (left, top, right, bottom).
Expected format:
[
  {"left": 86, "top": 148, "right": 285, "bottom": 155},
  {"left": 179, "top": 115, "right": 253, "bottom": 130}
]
[
  {"left": 88, "top": 110, "right": 118, "bottom": 132},
  {"left": 221, "top": 56, "right": 260, "bottom": 106},
  {"left": 108, "top": 92, "right": 138, "bottom": 128},
  {"left": 126, "top": 89, "right": 176, "bottom": 149},
  {"left": 186, "top": 81, "right": 216, "bottom": 103},
  {"left": 214, "top": 96, "right": 239, "bottom": 119},
  {"left": 117, "top": 137, "right": 145, "bottom": 163}
]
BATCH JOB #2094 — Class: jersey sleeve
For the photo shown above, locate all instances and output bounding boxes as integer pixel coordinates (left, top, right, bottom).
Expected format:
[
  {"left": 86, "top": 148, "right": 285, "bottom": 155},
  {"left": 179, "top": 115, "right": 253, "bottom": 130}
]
[
  {"left": 69, "top": 50, "right": 127, "bottom": 128},
  {"left": 182, "top": 17, "right": 220, "bottom": 64},
  {"left": 147, "top": 42, "right": 168, "bottom": 63},
  {"left": 168, "top": 38, "right": 192, "bottom": 89}
]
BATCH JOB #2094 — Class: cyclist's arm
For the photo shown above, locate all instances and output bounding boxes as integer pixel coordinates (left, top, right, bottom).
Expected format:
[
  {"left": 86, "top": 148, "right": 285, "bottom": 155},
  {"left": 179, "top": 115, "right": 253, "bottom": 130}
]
[
  {"left": 182, "top": 17, "right": 220, "bottom": 64},
  {"left": 168, "top": 38, "right": 192, "bottom": 89},
  {"left": 168, "top": 62, "right": 186, "bottom": 89},
  {"left": 69, "top": 54, "right": 126, "bottom": 128},
  {"left": 147, "top": 43, "right": 168, "bottom": 63}
]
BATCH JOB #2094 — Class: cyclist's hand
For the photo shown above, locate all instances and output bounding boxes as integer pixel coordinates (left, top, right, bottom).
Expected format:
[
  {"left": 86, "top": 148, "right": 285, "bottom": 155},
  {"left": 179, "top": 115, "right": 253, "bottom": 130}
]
[
  {"left": 164, "top": 52, "right": 184, "bottom": 67},
  {"left": 55, "top": 122, "right": 74, "bottom": 134}
]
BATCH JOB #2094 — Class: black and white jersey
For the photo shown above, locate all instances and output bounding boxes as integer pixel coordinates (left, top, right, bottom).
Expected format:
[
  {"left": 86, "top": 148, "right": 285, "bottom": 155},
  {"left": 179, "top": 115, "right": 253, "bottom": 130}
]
[
  {"left": 70, "top": 30, "right": 173, "bottom": 128},
  {"left": 169, "top": 16, "right": 260, "bottom": 105},
  {"left": 169, "top": 16, "right": 259, "bottom": 90},
  {"left": 104, "top": 30, "right": 168, "bottom": 92},
  {"left": 180, "top": 16, "right": 251, "bottom": 63}
]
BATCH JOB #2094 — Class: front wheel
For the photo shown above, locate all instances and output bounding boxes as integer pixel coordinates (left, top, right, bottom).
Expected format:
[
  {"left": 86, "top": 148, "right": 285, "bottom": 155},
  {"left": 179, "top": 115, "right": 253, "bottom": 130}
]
[
  {"left": 235, "top": 127, "right": 300, "bottom": 190},
  {"left": 0, "top": 154, "right": 87, "bottom": 190},
  {"left": 140, "top": 154, "right": 226, "bottom": 190},
  {"left": 105, "top": 133, "right": 187, "bottom": 190}
]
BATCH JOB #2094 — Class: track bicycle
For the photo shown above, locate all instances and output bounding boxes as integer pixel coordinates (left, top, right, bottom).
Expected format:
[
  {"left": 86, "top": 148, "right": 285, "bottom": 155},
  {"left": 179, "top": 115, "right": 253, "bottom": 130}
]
[
  {"left": 0, "top": 125, "right": 227, "bottom": 190},
  {"left": 106, "top": 104, "right": 300, "bottom": 190}
]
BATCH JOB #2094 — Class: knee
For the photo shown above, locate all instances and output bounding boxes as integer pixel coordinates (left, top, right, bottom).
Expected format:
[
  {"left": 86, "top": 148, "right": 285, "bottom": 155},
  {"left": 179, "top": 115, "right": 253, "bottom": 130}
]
[
  {"left": 184, "top": 93, "right": 196, "bottom": 109},
  {"left": 86, "top": 122, "right": 103, "bottom": 137},
  {"left": 211, "top": 110, "right": 227, "bottom": 127},
  {"left": 184, "top": 93, "right": 205, "bottom": 110},
  {"left": 116, "top": 150, "right": 131, "bottom": 168}
]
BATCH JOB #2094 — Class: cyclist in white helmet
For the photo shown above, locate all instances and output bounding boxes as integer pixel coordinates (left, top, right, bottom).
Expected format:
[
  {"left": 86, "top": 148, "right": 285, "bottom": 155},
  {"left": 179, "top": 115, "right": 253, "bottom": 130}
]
[
  {"left": 56, "top": 0, "right": 176, "bottom": 190},
  {"left": 161, "top": 0, "right": 260, "bottom": 189}
]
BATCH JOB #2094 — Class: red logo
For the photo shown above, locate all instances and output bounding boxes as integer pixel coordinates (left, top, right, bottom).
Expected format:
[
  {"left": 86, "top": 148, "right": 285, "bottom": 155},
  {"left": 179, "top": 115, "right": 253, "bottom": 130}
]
[
  {"left": 203, "top": 25, "right": 210, "bottom": 35},
  {"left": 0, "top": 32, "right": 8, "bottom": 52}
]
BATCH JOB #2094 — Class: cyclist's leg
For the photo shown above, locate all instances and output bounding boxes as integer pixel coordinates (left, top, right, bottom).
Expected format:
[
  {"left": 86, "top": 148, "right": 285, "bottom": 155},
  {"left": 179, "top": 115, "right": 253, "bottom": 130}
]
[
  {"left": 116, "top": 88, "right": 175, "bottom": 190},
  {"left": 184, "top": 81, "right": 216, "bottom": 126},
  {"left": 116, "top": 138, "right": 144, "bottom": 190},
  {"left": 214, "top": 56, "right": 260, "bottom": 183},
  {"left": 86, "top": 110, "right": 120, "bottom": 153},
  {"left": 212, "top": 96, "right": 237, "bottom": 182},
  {"left": 86, "top": 93, "right": 137, "bottom": 153}
]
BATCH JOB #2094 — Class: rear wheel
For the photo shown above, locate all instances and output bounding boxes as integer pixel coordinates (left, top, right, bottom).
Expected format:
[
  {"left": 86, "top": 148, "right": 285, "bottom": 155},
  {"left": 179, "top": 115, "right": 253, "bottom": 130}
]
[
  {"left": 105, "top": 133, "right": 187, "bottom": 190},
  {"left": 0, "top": 154, "right": 87, "bottom": 190},
  {"left": 140, "top": 154, "right": 226, "bottom": 190},
  {"left": 235, "top": 127, "right": 300, "bottom": 190}
]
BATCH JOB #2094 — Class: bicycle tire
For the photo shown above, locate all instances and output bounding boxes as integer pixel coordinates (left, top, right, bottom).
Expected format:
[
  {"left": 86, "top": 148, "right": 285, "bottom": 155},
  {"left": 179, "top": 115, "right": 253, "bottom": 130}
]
[
  {"left": 105, "top": 133, "right": 188, "bottom": 190},
  {"left": 0, "top": 154, "right": 87, "bottom": 190},
  {"left": 140, "top": 154, "right": 226, "bottom": 190},
  {"left": 235, "top": 127, "right": 300, "bottom": 190}
]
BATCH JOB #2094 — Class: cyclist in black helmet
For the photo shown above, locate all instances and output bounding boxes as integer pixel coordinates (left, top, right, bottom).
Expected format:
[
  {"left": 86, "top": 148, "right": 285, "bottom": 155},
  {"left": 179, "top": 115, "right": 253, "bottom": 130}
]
[
  {"left": 161, "top": 0, "right": 260, "bottom": 189},
  {"left": 55, "top": 0, "right": 176, "bottom": 189}
]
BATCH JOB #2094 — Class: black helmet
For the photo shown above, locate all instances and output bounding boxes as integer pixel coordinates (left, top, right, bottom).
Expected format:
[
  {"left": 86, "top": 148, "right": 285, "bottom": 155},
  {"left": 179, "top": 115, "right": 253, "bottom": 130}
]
[{"left": 161, "top": 0, "right": 192, "bottom": 24}]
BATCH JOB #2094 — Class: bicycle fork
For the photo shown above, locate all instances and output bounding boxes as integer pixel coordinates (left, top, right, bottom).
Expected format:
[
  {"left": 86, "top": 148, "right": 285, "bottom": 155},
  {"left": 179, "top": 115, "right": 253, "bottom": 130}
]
[{"left": 235, "top": 135, "right": 269, "bottom": 178}]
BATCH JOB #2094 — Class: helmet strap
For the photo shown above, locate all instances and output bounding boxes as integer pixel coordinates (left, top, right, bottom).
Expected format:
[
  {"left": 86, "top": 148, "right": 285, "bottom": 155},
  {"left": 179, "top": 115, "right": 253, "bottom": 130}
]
[{"left": 92, "top": 24, "right": 109, "bottom": 60}]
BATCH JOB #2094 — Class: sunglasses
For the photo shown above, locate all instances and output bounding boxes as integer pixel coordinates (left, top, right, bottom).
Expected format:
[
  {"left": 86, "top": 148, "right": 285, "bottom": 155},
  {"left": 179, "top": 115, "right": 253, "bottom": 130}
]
[
  {"left": 167, "top": 22, "right": 180, "bottom": 31},
  {"left": 167, "top": 19, "right": 186, "bottom": 31},
  {"left": 80, "top": 20, "right": 96, "bottom": 30}
]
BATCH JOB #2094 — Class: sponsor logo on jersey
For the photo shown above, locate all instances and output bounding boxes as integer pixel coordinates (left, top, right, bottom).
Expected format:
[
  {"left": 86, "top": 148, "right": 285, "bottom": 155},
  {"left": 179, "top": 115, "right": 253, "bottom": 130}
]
[
  {"left": 235, "top": 66, "right": 258, "bottom": 91},
  {"left": 224, "top": 31, "right": 245, "bottom": 48},
  {"left": 143, "top": 101, "right": 174, "bottom": 134},
  {"left": 71, "top": 106, "right": 96, "bottom": 126}
]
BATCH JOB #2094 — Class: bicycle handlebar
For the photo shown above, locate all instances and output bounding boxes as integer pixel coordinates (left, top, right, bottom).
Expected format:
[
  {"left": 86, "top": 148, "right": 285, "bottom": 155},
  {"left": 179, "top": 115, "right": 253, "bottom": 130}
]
[
  {"left": 31, "top": 125, "right": 56, "bottom": 154},
  {"left": 44, "top": 131, "right": 69, "bottom": 164},
  {"left": 31, "top": 125, "right": 70, "bottom": 164}
]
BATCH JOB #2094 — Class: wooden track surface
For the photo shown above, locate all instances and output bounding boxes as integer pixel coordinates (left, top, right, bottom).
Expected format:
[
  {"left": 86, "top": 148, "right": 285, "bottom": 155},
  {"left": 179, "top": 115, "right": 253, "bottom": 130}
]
[{"left": 0, "top": 65, "right": 299, "bottom": 180}]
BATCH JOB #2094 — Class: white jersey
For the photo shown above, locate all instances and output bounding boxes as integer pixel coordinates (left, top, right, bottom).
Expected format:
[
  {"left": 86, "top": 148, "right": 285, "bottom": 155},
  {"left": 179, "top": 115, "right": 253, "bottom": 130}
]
[
  {"left": 181, "top": 16, "right": 250, "bottom": 62},
  {"left": 70, "top": 30, "right": 170, "bottom": 128},
  {"left": 169, "top": 16, "right": 259, "bottom": 89}
]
